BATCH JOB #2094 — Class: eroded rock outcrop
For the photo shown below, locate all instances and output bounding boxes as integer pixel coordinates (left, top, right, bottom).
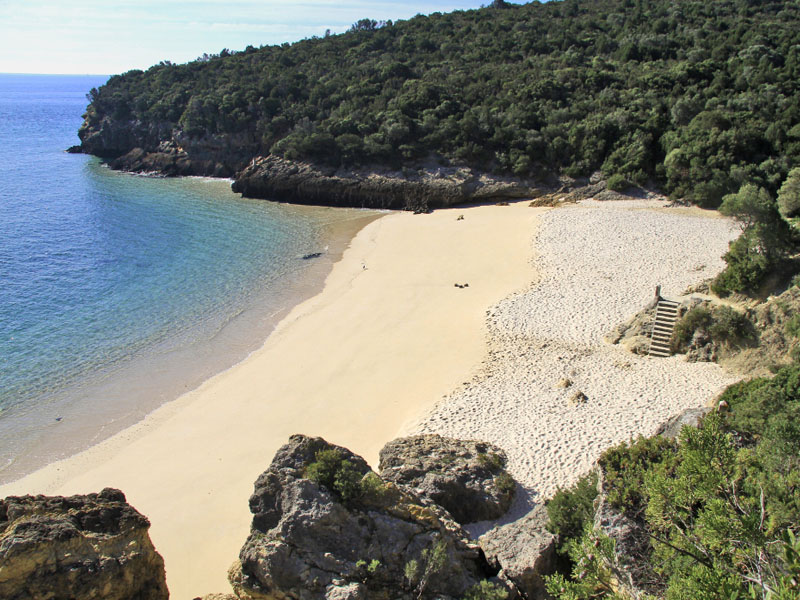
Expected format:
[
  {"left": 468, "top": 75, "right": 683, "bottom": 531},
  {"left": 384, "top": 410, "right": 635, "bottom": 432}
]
[
  {"left": 232, "top": 434, "right": 494, "bottom": 600},
  {"left": 479, "top": 505, "right": 556, "bottom": 600},
  {"left": 378, "top": 434, "right": 516, "bottom": 525},
  {"left": 78, "top": 114, "right": 257, "bottom": 178},
  {"left": 0, "top": 487, "right": 168, "bottom": 600},
  {"left": 231, "top": 156, "right": 541, "bottom": 211},
  {"left": 593, "top": 470, "right": 658, "bottom": 600}
]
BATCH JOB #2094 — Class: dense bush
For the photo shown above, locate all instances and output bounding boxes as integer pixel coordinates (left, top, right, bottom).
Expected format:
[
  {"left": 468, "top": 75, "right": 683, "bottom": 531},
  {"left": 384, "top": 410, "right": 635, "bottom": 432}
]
[
  {"left": 84, "top": 0, "right": 800, "bottom": 208},
  {"left": 597, "top": 435, "right": 676, "bottom": 513},
  {"left": 672, "top": 304, "right": 754, "bottom": 352},
  {"left": 672, "top": 305, "right": 713, "bottom": 349},
  {"left": 547, "top": 365, "right": 800, "bottom": 600},
  {"left": 778, "top": 168, "right": 800, "bottom": 220},
  {"left": 712, "top": 184, "right": 795, "bottom": 296},
  {"left": 546, "top": 472, "right": 598, "bottom": 555},
  {"left": 305, "top": 448, "right": 366, "bottom": 503}
]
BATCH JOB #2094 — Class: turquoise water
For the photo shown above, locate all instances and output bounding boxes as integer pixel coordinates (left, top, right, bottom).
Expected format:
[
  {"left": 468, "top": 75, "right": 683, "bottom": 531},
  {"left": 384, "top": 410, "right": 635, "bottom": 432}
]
[{"left": 0, "top": 74, "right": 371, "bottom": 482}]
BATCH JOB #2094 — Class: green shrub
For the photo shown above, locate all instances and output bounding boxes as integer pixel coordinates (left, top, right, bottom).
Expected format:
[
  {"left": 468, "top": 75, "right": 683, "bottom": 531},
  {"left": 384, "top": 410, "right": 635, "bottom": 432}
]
[
  {"left": 463, "top": 580, "right": 509, "bottom": 600},
  {"left": 672, "top": 305, "right": 753, "bottom": 352},
  {"left": 786, "top": 314, "right": 800, "bottom": 338},
  {"left": 606, "top": 173, "right": 630, "bottom": 191},
  {"left": 305, "top": 448, "right": 346, "bottom": 492},
  {"left": 305, "top": 448, "right": 368, "bottom": 504},
  {"left": 494, "top": 472, "right": 516, "bottom": 496},
  {"left": 778, "top": 167, "right": 800, "bottom": 220},
  {"left": 546, "top": 471, "right": 598, "bottom": 555},
  {"left": 672, "top": 306, "right": 713, "bottom": 351},
  {"left": 598, "top": 435, "right": 676, "bottom": 513},
  {"left": 360, "top": 471, "right": 391, "bottom": 505},
  {"left": 707, "top": 305, "right": 753, "bottom": 344},
  {"left": 477, "top": 452, "right": 505, "bottom": 472}
]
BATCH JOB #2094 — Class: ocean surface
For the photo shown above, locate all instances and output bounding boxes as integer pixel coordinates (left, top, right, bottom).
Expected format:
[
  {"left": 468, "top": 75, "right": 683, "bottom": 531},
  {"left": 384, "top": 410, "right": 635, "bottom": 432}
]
[{"left": 0, "top": 74, "right": 373, "bottom": 483}]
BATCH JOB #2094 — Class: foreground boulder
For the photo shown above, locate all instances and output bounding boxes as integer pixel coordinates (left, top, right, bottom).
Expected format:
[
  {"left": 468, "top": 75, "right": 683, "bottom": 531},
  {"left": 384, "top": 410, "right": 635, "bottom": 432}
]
[
  {"left": 0, "top": 487, "right": 168, "bottom": 600},
  {"left": 479, "top": 505, "right": 556, "bottom": 600},
  {"left": 378, "top": 434, "right": 516, "bottom": 524},
  {"left": 232, "top": 435, "right": 495, "bottom": 600}
]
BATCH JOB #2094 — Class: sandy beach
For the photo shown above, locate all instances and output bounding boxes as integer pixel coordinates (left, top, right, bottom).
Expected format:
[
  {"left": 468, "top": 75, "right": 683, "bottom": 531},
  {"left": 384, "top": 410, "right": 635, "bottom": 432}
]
[
  {"left": 410, "top": 199, "right": 741, "bottom": 531},
  {"left": 0, "top": 202, "right": 540, "bottom": 599},
  {"left": 0, "top": 198, "right": 742, "bottom": 598}
]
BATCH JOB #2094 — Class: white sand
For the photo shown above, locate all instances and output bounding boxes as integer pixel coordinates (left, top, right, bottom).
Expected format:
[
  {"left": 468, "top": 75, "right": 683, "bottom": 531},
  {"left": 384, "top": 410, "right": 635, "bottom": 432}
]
[
  {"left": 409, "top": 199, "right": 741, "bottom": 530},
  {"left": 0, "top": 202, "right": 540, "bottom": 599}
]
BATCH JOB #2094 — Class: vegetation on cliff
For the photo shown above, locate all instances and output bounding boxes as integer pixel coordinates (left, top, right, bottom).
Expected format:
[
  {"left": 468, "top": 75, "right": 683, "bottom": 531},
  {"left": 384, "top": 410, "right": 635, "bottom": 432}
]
[
  {"left": 82, "top": 0, "right": 800, "bottom": 210},
  {"left": 545, "top": 364, "right": 800, "bottom": 600}
]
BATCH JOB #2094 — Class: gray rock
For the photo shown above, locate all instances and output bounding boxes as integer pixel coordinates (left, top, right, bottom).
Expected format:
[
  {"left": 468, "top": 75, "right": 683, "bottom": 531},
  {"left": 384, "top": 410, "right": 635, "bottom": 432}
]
[
  {"left": 479, "top": 505, "right": 556, "bottom": 600},
  {"left": 233, "top": 435, "right": 490, "bottom": 600},
  {"left": 655, "top": 407, "right": 711, "bottom": 439},
  {"left": 0, "top": 488, "right": 168, "bottom": 600},
  {"left": 594, "top": 469, "right": 658, "bottom": 599},
  {"left": 232, "top": 156, "right": 542, "bottom": 212},
  {"left": 378, "top": 434, "right": 516, "bottom": 524}
]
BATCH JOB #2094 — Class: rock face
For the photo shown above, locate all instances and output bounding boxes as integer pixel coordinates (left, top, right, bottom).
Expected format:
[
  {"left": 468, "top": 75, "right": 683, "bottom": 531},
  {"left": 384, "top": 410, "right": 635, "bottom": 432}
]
[
  {"left": 594, "top": 469, "right": 658, "bottom": 600},
  {"left": 232, "top": 156, "right": 541, "bottom": 212},
  {"left": 0, "top": 488, "right": 168, "bottom": 600},
  {"left": 654, "top": 407, "right": 711, "bottom": 439},
  {"left": 233, "top": 434, "right": 493, "bottom": 600},
  {"left": 604, "top": 297, "right": 658, "bottom": 355},
  {"left": 479, "top": 505, "right": 556, "bottom": 600},
  {"left": 78, "top": 114, "right": 257, "bottom": 177},
  {"left": 378, "top": 434, "right": 516, "bottom": 525}
]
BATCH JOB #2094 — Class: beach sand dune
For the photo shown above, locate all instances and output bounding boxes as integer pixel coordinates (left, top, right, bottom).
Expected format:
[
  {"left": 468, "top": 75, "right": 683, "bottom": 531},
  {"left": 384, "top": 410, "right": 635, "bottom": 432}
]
[
  {"left": 410, "top": 199, "right": 741, "bottom": 530},
  {"left": 0, "top": 202, "right": 540, "bottom": 599}
]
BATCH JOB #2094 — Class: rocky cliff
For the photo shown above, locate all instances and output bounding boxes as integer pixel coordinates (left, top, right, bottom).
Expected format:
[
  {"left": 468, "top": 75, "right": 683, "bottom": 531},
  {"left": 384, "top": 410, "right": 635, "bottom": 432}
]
[
  {"left": 76, "top": 110, "right": 546, "bottom": 210},
  {"left": 0, "top": 487, "right": 168, "bottom": 600}
]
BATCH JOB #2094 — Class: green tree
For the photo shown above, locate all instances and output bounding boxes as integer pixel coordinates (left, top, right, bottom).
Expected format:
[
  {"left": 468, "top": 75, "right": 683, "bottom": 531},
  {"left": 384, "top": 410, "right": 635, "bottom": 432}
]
[{"left": 777, "top": 167, "right": 800, "bottom": 220}]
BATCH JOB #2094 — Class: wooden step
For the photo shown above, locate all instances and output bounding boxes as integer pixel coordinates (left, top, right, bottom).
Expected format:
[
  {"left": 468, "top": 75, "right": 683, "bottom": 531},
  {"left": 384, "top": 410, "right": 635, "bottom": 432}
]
[{"left": 649, "top": 296, "right": 680, "bottom": 357}]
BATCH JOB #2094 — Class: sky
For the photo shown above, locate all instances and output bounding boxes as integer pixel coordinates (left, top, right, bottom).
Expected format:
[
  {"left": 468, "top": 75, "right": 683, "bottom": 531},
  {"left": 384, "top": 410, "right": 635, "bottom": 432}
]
[{"left": 0, "top": 1, "right": 504, "bottom": 75}]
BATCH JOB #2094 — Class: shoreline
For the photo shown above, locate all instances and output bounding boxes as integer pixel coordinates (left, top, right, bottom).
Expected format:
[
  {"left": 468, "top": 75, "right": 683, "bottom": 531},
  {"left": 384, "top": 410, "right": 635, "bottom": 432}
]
[
  {"left": 0, "top": 201, "right": 542, "bottom": 599},
  {"left": 0, "top": 201, "right": 381, "bottom": 486}
]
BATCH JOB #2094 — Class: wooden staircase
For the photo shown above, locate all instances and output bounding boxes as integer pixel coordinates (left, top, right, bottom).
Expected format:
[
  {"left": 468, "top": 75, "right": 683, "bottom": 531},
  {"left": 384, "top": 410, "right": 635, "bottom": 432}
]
[{"left": 648, "top": 298, "right": 680, "bottom": 357}]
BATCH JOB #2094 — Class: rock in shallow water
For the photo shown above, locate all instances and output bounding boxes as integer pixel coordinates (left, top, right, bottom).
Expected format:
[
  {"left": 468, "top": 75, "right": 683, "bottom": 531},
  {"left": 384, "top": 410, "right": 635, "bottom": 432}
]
[{"left": 0, "top": 487, "right": 168, "bottom": 600}]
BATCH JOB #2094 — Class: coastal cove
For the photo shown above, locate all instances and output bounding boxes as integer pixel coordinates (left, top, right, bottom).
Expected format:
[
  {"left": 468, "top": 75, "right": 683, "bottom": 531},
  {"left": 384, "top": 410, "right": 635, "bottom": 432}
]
[
  {"left": 0, "top": 198, "right": 740, "bottom": 599},
  {"left": 0, "top": 73, "right": 380, "bottom": 484}
]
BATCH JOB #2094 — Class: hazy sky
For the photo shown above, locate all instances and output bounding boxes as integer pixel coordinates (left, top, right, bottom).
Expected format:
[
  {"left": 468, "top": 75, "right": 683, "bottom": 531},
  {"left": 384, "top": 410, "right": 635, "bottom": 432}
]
[{"left": 0, "top": 1, "right": 502, "bottom": 75}]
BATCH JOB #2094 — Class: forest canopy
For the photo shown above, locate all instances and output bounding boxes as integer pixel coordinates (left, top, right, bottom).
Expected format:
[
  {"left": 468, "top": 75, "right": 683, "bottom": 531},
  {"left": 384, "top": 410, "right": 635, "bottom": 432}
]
[{"left": 84, "top": 0, "right": 800, "bottom": 209}]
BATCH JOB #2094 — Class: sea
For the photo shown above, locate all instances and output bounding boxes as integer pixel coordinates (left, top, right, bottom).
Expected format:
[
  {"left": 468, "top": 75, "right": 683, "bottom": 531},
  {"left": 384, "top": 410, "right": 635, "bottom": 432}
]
[{"left": 0, "top": 73, "right": 374, "bottom": 484}]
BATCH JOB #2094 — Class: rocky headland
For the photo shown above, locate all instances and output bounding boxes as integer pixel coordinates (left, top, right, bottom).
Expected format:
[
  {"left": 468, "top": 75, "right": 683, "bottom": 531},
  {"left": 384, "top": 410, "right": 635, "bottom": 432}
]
[{"left": 75, "top": 115, "right": 620, "bottom": 211}]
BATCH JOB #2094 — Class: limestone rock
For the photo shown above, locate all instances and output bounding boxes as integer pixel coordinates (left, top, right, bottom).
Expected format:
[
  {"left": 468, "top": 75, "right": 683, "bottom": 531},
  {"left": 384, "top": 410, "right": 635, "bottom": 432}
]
[
  {"left": 479, "top": 505, "right": 556, "bottom": 600},
  {"left": 232, "top": 156, "right": 542, "bottom": 212},
  {"left": 234, "top": 434, "right": 491, "bottom": 600},
  {"left": 655, "top": 407, "right": 711, "bottom": 439},
  {"left": 0, "top": 487, "right": 168, "bottom": 600},
  {"left": 378, "top": 434, "right": 516, "bottom": 524},
  {"left": 594, "top": 468, "right": 658, "bottom": 599},
  {"left": 604, "top": 298, "right": 658, "bottom": 354}
]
